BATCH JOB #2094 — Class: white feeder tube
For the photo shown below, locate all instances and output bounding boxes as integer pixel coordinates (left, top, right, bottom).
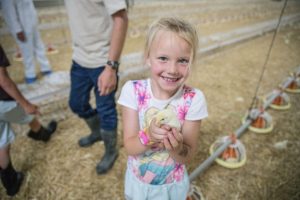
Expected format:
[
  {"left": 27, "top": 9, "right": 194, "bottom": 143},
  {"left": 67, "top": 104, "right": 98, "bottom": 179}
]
[
  {"left": 189, "top": 77, "right": 294, "bottom": 182},
  {"left": 189, "top": 119, "right": 251, "bottom": 182}
]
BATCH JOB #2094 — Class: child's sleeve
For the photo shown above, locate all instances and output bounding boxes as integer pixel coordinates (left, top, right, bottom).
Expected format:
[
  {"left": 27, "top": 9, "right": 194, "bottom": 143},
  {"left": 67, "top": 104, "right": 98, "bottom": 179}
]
[
  {"left": 117, "top": 80, "right": 138, "bottom": 110},
  {"left": 185, "top": 89, "right": 208, "bottom": 121}
]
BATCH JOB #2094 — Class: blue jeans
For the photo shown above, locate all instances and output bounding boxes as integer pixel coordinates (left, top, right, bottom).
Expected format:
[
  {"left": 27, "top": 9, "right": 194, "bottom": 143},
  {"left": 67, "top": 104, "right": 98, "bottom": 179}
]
[{"left": 69, "top": 60, "right": 118, "bottom": 131}]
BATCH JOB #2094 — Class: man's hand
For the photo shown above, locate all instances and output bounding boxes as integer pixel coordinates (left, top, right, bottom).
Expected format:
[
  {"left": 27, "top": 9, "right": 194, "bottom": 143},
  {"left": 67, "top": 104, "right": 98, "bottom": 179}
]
[
  {"left": 16, "top": 31, "right": 26, "bottom": 42},
  {"left": 97, "top": 66, "right": 117, "bottom": 96}
]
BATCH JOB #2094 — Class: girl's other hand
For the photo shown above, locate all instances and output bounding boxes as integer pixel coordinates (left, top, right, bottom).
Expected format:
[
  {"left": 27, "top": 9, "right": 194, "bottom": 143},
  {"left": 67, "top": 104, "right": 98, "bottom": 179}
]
[{"left": 163, "top": 128, "right": 183, "bottom": 152}]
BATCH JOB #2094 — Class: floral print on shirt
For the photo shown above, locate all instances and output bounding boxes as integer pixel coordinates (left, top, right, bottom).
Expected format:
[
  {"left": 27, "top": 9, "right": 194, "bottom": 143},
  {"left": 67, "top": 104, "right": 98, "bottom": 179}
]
[{"left": 130, "top": 80, "right": 195, "bottom": 185}]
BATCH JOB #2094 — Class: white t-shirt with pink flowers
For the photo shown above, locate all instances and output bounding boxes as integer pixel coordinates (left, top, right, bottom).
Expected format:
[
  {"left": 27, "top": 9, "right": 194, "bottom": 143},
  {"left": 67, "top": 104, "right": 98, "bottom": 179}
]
[{"left": 118, "top": 79, "right": 208, "bottom": 185}]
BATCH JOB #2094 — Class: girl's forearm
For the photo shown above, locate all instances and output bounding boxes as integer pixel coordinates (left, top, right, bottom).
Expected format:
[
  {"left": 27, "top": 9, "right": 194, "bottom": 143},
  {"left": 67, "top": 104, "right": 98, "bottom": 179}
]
[
  {"left": 124, "top": 135, "right": 150, "bottom": 156},
  {"left": 1, "top": 73, "right": 30, "bottom": 107}
]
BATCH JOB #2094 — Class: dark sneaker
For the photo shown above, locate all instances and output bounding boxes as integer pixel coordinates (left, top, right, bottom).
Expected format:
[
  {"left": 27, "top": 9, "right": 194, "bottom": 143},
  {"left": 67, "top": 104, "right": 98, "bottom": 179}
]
[{"left": 27, "top": 120, "right": 57, "bottom": 142}]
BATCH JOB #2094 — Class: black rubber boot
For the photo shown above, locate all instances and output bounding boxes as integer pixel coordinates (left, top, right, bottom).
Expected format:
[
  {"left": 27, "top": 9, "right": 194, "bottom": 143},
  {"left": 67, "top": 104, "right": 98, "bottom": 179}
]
[
  {"left": 27, "top": 120, "right": 57, "bottom": 142},
  {"left": 96, "top": 129, "right": 118, "bottom": 174},
  {"left": 78, "top": 115, "right": 102, "bottom": 147},
  {"left": 0, "top": 162, "right": 24, "bottom": 196}
]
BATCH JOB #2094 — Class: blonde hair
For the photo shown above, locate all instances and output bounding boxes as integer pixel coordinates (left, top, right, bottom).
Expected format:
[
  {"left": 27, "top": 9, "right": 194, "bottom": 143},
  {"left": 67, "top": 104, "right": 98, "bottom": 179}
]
[{"left": 144, "top": 17, "right": 199, "bottom": 65}]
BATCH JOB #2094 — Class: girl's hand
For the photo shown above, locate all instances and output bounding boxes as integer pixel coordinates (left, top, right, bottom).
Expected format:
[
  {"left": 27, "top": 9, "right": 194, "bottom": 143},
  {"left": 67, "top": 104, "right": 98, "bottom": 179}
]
[
  {"left": 163, "top": 128, "right": 184, "bottom": 153},
  {"left": 148, "top": 118, "right": 171, "bottom": 143}
]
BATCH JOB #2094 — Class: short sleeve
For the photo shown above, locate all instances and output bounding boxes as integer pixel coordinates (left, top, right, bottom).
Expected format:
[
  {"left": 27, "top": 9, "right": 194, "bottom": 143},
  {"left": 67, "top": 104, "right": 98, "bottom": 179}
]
[
  {"left": 104, "top": 0, "right": 127, "bottom": 15},
  {"left": 117, "top": 80, "right": 138, "bottom": 110},
  {"left": 185, "top": 89, "right": 208, "bottom": 121}
]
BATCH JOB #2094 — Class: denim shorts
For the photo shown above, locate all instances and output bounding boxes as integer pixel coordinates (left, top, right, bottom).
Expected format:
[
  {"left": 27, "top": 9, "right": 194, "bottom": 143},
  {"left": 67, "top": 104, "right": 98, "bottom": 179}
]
[
  {"left": 124, "top": 166, "right": 189, "bottom": 200},
  {"left": 0, "top": 101, "right": 34, "bottom": 148}
]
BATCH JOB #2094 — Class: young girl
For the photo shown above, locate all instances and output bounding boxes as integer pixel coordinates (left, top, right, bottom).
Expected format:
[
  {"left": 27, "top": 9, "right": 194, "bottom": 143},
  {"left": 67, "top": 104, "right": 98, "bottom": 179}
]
[{"left": 118, "top": 17, "right": 208, "bottom": 200}]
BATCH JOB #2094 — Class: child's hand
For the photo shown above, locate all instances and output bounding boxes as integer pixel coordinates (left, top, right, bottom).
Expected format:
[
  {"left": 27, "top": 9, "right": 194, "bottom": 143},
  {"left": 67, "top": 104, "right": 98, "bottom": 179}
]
[
  {"left": 16, "top": 31, "right": 26, "bottom": 42},
  {"left": 163, "top": 128, "right": 184, "bottom": 152},
  {"left": 148, "top": 118, "right": 171, "bottom": 143},
  {"left": 23, "top": 102, "right": 40, "bottom": 115}
]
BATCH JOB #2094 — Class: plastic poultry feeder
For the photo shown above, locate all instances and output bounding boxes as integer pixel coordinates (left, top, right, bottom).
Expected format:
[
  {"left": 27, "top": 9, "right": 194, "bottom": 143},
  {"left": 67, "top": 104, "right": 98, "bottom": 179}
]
[
  {"left": 209, "top": 135, "right": 246, "bottom": 169},
  {"left": 285, "top": 76, "right": 300, "bottom": 93},
  {"left": 242, "top": 108, "right": 273, "bottom": 134},
  {"left": 264, "top": 90, "right": 291, "bottom": 110}
]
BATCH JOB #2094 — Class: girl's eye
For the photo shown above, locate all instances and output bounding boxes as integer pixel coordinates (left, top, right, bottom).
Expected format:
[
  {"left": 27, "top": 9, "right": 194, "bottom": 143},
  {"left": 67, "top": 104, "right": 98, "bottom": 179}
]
[
  {"left": 158, "top": 56, "right": 168, "bottom": 62},
  {"left": 178, "top": 58, "right": 189, "bottom": 64}
]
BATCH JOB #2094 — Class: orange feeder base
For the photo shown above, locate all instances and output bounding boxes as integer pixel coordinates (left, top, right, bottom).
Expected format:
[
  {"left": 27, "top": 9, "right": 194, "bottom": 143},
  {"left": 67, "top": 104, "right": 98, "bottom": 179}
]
[
  {"left": 288, "top": 81, "right": 298, "bottom": 90},
  {"left": 251, "top": 116, "right": 266, "bottom": 128},
  {"left": 272, "top": 96, "right": 284, "bottom": 105}
]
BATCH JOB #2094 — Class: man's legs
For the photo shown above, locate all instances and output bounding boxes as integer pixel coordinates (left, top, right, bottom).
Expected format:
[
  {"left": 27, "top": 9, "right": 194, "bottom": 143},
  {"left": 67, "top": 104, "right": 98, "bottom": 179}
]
[
  {"left": 91, "top": 68, "right": 119, "bottom": 174},
  {"left": 69, "top": 62, "right": 118, "bottom": 174},
  {"left": 68, "top": 61, "right": 101, "bottom": 146},
  {"left": 78, "top": 114, "right": 102, "bottom": 147},
  {"left": 96, "top": 128, "right": 118, "bottom": 174}
]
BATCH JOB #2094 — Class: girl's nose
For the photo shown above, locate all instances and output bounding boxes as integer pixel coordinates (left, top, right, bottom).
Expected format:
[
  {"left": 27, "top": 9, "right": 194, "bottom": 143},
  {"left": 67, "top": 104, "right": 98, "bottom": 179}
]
[{"left": 168, "top": 62, "right": 178, "bottom": 74}]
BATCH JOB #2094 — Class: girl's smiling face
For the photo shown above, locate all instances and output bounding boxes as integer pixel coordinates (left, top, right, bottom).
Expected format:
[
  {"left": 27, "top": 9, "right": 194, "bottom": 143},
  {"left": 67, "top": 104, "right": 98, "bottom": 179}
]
[{"left": 147, "top": 30, "right": 192, "bottom": 99}]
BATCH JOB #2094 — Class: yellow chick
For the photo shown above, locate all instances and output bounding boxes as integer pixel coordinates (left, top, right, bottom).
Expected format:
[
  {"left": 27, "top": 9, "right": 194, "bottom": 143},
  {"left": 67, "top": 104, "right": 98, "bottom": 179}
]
[
  {"left": 144, "top": 105, "right": 181, "bottom": 130},
  {"left": 142, "top": 105, "right": 181, "bottom": 145},
  {"left": 154, "top": 107, "right": 181, "bottom": 130}
]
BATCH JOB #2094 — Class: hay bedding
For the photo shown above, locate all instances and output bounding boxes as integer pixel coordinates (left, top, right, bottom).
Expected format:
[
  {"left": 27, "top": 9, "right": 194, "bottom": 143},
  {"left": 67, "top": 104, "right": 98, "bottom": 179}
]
[{"left": 1, "top": 1, "right": 300, "bottom": 199}]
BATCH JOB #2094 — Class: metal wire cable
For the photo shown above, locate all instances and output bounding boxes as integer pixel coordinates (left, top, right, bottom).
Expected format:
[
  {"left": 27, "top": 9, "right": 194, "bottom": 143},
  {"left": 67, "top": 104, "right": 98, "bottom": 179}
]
[{"left": 248, "top": 0, "right": 289, "bottom": 111}]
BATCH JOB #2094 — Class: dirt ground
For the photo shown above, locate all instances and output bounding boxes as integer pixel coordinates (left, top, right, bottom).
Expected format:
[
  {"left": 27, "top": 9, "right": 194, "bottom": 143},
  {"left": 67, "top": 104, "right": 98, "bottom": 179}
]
[{"left": 1, "top": 0, "right": 300, "bottom": 199}]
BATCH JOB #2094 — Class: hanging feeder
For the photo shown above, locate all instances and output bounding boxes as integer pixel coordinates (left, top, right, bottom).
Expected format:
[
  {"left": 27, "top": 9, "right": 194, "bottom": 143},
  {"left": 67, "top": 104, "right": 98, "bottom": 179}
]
[
  {"left": 209, "top": 135, "right": 246, "bottom": 169},
  {"left": 186, "top": 184, "right": 205, "bottom": 200},
  {"left": 263, "top": 89, "right": 291, "bottom": 110},
  {"left": 46, "top": 44, "right": 59, "bottom": 55},
  {"left": 284, "top": 76, "right": 300, "bottom": 93},
  {"left": 242, "top": 108, "right": 273, "bottom": 134}
]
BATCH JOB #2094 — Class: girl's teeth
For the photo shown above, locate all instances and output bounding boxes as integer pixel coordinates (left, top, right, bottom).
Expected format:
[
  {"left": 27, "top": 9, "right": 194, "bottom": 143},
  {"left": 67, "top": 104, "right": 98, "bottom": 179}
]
[{"left": 163, "top": 77, "right": 178, "bottom": 82}]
